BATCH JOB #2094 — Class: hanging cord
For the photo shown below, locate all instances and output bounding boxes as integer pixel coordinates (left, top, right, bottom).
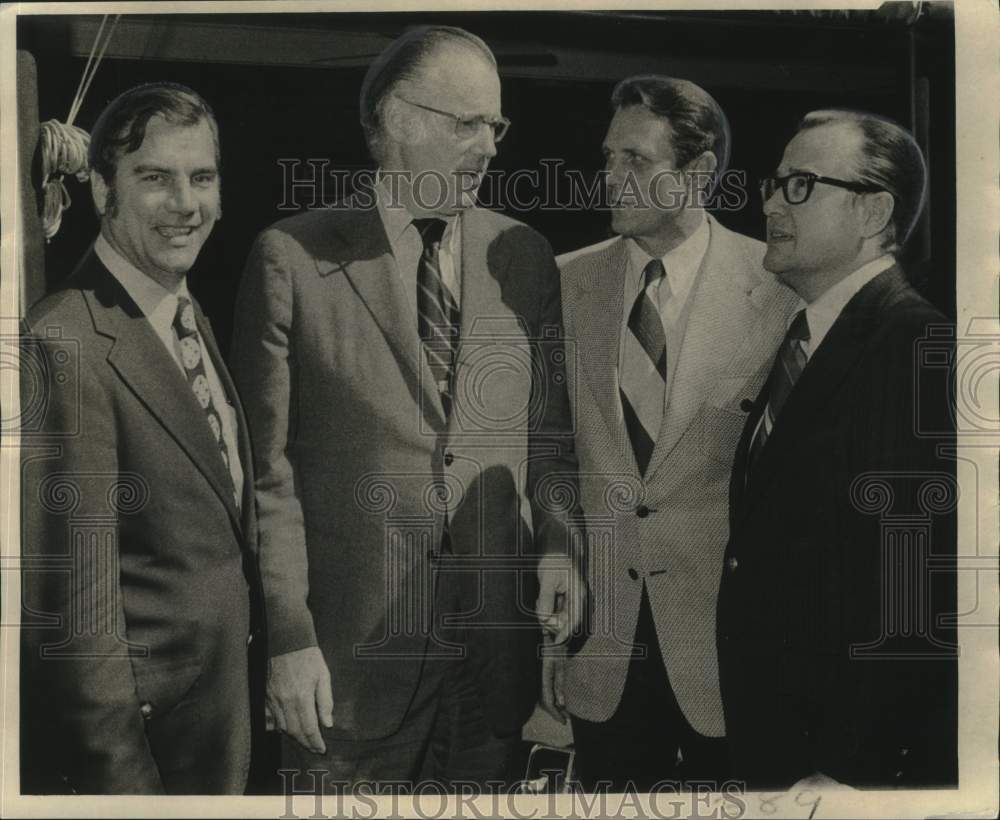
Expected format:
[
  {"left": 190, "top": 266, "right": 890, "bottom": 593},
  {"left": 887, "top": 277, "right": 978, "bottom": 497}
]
[{"left": 39, "top": 15, "right": 120, "bottom": 241}]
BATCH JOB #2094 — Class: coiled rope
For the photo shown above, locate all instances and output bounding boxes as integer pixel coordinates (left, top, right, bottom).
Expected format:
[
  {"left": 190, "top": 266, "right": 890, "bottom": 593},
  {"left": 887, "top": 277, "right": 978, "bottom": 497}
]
[{"left": 39, "top": 14, "right": 119, "bottom": 241}]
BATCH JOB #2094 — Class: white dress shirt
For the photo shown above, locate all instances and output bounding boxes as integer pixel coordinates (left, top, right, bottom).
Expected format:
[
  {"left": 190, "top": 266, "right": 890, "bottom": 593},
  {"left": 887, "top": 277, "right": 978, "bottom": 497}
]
[
  {"left": 95, "top": 234, "right": 244, "bottom": 502},
  {"left": 618, "top": 212, "right": 711, "bottom": 403},
  {"left": 801, "top": 254, "right": 896, "bottom": 360}
]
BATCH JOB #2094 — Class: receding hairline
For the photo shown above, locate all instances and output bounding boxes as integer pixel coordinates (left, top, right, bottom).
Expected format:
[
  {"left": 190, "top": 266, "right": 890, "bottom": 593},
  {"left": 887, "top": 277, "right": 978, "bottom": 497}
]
[
  {"left": 793, "top": 117, "right": 867, "bottom": 173},
  {"left": 398, "top": 38, "right": 498, "bottom": 94}
]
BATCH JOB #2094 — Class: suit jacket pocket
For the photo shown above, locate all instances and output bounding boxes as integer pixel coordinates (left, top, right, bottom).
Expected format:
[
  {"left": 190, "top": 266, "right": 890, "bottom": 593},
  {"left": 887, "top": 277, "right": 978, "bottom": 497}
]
[
  {"left": 130, "top": 655, "right": 203, "bottom": 720},
  {"left": 700, "top": 404, "right": 748, "bottom": 465}
]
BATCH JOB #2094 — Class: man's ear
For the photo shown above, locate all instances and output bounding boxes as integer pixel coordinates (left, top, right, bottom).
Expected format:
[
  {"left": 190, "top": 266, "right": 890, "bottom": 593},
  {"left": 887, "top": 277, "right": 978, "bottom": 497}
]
[
  {"left": 91, "top": 172, "right": 110, "bottom": 216},
  {"left": 686, "top": 149, "right": 718, "bottom": 177},
  {"left": 684, "top": 150, "right": 719, "bottom": 204},
  {"left": 860, "top": 190, "right": 895, "bottom": 240}
]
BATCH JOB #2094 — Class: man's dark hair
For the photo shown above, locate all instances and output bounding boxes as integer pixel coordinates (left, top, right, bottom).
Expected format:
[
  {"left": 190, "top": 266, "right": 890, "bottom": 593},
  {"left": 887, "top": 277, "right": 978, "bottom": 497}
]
[
  {"left": 88, "top": 82, "right": 220, "bottom": 183},
  {"left": 359, "top": 25, "right": 496, "bottom": 163},
  {"left": 611, "top": 75, "right": 731, "bottom": 175},
  {"left": 798, "top": 109, "right": 927, "bottom": 251}
]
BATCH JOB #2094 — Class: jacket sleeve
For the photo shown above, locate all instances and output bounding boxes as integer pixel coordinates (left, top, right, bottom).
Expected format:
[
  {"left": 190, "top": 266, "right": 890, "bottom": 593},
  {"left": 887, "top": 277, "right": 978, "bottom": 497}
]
[
  {"left": 230, "top": 229, "right": 318, "bottom": 656},
  {"left": 20, "top": 328, "right": 165, "bottom": 793}
]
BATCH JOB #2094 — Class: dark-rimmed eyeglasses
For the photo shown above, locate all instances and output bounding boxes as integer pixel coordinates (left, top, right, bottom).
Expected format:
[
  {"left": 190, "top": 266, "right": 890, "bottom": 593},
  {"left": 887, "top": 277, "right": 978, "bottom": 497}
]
[
  {"left": 395, "top": 95, "right": 511, "bottom": 143},
  {"left": 760, "top": 172, "right": 883, "bottom": 205}
]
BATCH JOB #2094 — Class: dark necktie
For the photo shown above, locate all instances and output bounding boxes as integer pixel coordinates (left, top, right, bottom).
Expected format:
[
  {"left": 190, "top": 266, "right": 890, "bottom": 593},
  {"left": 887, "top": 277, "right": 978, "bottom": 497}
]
[
  {"left": 414, "top": 217, "right": 459, "bottom": 417},
  {"left": 620, "top": 258, "right": 668, "bottom": 476},
  {"left": 748, "top": 308, "right": 810, "bottom": 467},
  {"left": 172, "top": 296, "right": 239, "bottom": 506}
]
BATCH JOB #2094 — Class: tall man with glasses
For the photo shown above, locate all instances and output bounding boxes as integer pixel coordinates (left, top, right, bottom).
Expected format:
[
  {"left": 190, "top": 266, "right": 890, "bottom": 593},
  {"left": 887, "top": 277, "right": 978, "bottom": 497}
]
[
  {"left": 231, "top": 26, "right": 581, "bottom": 790},
  {"left": 548, "top": 75, "right": 797, "bottom": 791},
  {"left": 717, "top": 109, "right": 957, "bottom": 790}
]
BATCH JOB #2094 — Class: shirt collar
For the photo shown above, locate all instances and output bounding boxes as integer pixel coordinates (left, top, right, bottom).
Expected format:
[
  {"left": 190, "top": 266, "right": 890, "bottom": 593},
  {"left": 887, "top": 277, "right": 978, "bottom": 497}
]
[
  {"left": 805, "top": 253, "right": 895, "bottom": 355},
  {"left": 625, "top": 211, "right": 710, "bottom": 305},
  {"left": 95, "top": 233, "right": 191, "bottom": 339},
  {"left": 375, "top": 172, "right": 459, "bottom": 255}
]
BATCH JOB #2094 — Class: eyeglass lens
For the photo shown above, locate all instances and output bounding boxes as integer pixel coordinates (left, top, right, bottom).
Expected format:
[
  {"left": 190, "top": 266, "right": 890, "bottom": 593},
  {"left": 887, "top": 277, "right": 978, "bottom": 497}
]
[
  {"left": 761, "top": 174, "right": 811, "bottom": 204},
  {"left": 456, "top": 118, "right": 508, "bottom": 142}
]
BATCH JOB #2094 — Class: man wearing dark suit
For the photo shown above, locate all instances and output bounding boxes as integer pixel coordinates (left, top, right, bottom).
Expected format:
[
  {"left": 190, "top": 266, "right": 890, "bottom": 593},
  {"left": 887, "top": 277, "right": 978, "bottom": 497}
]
[
  {"left": 717, "top": 109, "right": 957, "bottom": 790},
  {"left": 20, "top": 83, "right": 260, "bottom": 794},
  {"left": 548, "top": 76, "right": 798, "bottom": 791},
  {"left": 230, "top": 26, "right": 580, "bottom": 790}
]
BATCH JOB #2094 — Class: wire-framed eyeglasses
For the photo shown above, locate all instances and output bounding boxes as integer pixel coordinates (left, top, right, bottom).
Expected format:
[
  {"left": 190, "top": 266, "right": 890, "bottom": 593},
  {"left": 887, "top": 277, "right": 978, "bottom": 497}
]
[
  {"left": 395, "top": 95, "right": 511, "bottom": 143},
  {"left": 760, "top": 172, "right": 884, "bottom": 205}
]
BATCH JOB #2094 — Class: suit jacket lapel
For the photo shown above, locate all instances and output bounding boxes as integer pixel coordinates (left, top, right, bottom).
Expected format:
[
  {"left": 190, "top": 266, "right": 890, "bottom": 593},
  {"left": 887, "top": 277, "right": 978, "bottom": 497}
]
[
  {"left": 195, "top": 301, "right": 252, "bottom": 538},
  {"left": 323, "top": 200, "right": 446, "bottom": 426},
  {"left": 730, "top": 377, "right": 769, "bottom": 525},
  {"left": 646, "top": 217, "right": 770, "bottom": 479},
  {"left": 83, "top": 257, "right": 243, "bottom": 530},
  {"left": 456, "top": 208, "right": 512, "bottom": 351},
  {"left": 572, "top": 238, "right": 636, "bottom": 473},
  {"left": 737, "top": 266, "right": 909, "bottom": 519}
]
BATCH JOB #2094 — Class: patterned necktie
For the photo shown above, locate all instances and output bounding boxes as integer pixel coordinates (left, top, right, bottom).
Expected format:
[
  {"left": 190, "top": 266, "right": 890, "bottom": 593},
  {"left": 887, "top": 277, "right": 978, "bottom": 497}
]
[
  {"left": 620, "top": 258, "right": 668, "bottom": 476},
  {"left": 414, "top": 217, "right": 460, "bottom": 417},
  {"left": 172, "top": 296, "right": 238, "bottom": 505},
  {"left": 748, "top": 308, "right": 811, "bottom": 467}
]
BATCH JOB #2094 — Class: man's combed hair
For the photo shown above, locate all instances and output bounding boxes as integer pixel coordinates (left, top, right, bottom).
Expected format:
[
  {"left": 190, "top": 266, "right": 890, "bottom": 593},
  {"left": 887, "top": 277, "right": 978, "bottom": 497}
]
[
  {"left": 359, "top": 25, "right": 496, "bottom": 163},
  {"left": 88, "top": 82, "right": 220, "bottom": 182},
  {"left": 799, "top": 109, "right": 927, "bottom": 251},
  {"left": 611, "top": 75, "right": 731, "bottom": 175}
]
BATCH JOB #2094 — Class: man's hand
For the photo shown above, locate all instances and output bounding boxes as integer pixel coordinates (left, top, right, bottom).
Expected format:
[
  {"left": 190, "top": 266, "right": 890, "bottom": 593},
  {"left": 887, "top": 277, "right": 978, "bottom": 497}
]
[
  {"left": 536, "top": 553, "right": 586, "bottom": 646},
  {"left": 267, "top": 646, "right": 334, "bottom": 754},
  {"left": 540, "top": 636, "right": 567, "bottom": 724}
]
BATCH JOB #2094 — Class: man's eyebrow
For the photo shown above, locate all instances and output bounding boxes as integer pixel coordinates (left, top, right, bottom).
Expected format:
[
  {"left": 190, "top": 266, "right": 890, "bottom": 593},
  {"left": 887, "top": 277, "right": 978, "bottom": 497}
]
[
  {"left": 131, "top": 164, "right": 172, "bottom": 175},
  {"left": 130, "top": 164, "right": 218, "bottom": 176}
]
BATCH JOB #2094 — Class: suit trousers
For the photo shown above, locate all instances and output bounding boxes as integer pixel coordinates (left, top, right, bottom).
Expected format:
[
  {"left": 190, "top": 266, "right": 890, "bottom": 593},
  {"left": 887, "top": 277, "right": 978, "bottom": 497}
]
[
  {"left": 570, "top": 585, "right": 730, "bottom": 792},
  {"left": 280, "top": 529, "right": 519, "bottom": 793}
]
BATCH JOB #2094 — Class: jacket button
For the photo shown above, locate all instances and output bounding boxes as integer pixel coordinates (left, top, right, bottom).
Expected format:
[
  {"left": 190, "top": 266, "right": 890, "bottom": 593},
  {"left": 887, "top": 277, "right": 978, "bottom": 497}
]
[
  {"left": 139, "top": 702, "right": 153, "bottom": 720},
  {"left": 726, "top": 556, "right": 739, "bottom": 572},
  {"left": 739, "top": 398, "right": 754, "bottom": 412},
  {"left": 636, "top": 505, "right": 649, "bottom": 518},
  {"left": 900, "top": 748, "right": 909, "bottom": 756},
  {"left": 627, "top": 568, "right": 639, "bottom": 580},
  {"left": 443, "top": 452, "right": 454, "bottom": 466}
]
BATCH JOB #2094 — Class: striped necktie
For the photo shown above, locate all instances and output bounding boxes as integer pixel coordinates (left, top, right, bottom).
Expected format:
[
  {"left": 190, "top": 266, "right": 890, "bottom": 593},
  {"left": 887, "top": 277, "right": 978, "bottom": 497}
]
[
  {"left": 620, "top": 258, "right": 668, "bottom": 476},
  {"left": 414, "top": 217, "right": 459, "bottom": 417},
  {"left": 748, "top": 308, "right": 810, "bottom": 467},
  {"left": 172, "top": 296, "right": 239, "bottom": 507}
]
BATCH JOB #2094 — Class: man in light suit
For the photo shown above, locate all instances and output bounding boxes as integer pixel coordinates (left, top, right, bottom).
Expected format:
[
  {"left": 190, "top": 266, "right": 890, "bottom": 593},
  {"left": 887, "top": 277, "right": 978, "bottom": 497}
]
[
  {"left": 547, "top": 75, "right": 797, "bottom": 791},
  {"left": 718, "top": 110, "right": 957, "bottom": 790},
  {"left": 20, "top": 83, "right": 261, "bottom": 794},
  {"left": 231, "top": 26, "right": 580, "bottom": 790}
]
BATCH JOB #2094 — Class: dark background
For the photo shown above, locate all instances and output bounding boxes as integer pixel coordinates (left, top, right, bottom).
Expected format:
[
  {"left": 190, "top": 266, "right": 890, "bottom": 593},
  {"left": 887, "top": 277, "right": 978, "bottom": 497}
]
[{"left": 18, "top": 5, "right": 956, "bottom": 355}]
